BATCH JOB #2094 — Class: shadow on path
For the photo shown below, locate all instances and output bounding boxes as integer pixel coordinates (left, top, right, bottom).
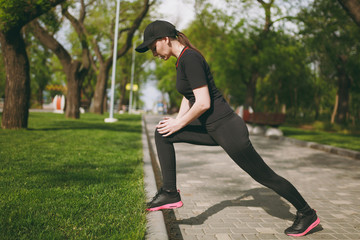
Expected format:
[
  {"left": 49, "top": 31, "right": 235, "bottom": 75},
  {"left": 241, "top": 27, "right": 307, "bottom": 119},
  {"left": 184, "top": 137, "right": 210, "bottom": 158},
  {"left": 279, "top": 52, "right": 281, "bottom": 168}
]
[
  {"left": 168, "top": 187, "right": 323, "bottom": 239},
  {"left": 177, "top": 188, "right": 294, "bottom": 225}
]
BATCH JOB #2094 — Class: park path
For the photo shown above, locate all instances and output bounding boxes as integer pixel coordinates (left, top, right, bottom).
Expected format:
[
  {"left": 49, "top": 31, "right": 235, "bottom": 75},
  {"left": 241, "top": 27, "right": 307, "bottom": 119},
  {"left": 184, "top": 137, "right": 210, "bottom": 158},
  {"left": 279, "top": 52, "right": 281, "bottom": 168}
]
[{"left": 144, "top": 114, "right": 360, "bottom": 240}]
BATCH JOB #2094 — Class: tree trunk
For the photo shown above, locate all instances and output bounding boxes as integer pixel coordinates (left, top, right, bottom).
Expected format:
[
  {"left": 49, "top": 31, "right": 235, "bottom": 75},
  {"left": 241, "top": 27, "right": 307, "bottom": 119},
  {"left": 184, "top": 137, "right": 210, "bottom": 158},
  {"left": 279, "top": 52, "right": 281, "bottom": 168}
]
[
  {"left": 331, "top": 94, "right": 339, "bottom": 124},
  {"left": 37, "top": 88, "right": 44, "bottom": 108},
  {"left": 245, "top": 72, "right": 258, "bottom": 109},
  {"left": 0, "top": 30, "right": 30, "bottom": 129},
  {"left": 335, "top": 68, "right": 350, "bottom": 124},
  {"left": 337, "top": 0, "right": 360, "bottom": 27},
  {"left": 65, "top": 61, "right": 84, "bottom": 119},
  {"left": 64, "top": 62, "right": 87, "bottom": 118},
  {"left": 118, "top": 75, "right": 128, "bottom": 111},
  {"left": 93, "top": 64, "right": 110, "bottom": 114},
  {"left": 274, "top": 93, "right": 280, "bottom": 112},
  {"left": 333, "top": 55, "right": 351, "bottom": 124},
  {"left": 314, "top": 96, "right": 320, "bottom": 120}
]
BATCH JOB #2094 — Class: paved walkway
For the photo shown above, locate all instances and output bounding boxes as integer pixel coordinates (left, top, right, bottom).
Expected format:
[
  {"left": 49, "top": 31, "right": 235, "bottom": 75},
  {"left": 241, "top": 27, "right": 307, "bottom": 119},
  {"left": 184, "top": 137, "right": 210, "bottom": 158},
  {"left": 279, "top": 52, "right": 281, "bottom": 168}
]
[{"left": 143, "top": 114, "right": 360, "bottom": 240}]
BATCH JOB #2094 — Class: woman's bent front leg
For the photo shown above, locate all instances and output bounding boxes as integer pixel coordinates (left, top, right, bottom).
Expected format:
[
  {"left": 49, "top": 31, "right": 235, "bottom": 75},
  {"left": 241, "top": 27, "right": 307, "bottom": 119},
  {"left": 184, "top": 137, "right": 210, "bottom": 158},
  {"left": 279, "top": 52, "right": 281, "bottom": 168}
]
[
  {"left": 150, "top": 123, "right": 217, "bottom": 211},
  {"left": 154, "top": 123, "right": 218, "bottom": 191}
]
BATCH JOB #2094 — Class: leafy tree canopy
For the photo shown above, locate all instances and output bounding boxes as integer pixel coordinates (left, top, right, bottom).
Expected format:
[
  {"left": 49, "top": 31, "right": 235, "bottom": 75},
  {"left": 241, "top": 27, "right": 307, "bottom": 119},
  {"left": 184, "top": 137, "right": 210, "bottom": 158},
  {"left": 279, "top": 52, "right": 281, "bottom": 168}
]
[{"left": 0, "top": 0, "right": 65, "bottom": 32}]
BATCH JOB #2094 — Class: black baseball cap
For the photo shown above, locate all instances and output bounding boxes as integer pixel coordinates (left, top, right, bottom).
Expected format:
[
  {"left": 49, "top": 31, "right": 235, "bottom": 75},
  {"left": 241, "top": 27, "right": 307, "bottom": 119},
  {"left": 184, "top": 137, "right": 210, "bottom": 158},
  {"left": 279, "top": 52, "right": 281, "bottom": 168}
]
[{"left": 136, "top": 20, "right": 178, "bottom": 53}]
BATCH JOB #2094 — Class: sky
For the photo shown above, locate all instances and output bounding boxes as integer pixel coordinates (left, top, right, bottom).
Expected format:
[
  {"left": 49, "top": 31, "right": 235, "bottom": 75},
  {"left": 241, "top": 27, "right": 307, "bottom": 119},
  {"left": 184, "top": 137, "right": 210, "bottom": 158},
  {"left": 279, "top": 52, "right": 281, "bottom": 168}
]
[{"left": 155, "top": 0, "right": 196, "bottom": 29}]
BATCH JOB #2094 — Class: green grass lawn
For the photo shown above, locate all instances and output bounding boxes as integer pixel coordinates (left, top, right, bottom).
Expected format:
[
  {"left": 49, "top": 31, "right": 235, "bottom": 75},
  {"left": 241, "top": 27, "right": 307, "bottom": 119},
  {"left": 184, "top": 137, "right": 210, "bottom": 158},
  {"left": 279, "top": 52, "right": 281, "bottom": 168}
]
[
  {"left": 0, "top": 112, "right": 146, "bottom": 239},
  {"left": 280, "top": 126, "right": 360, "bottom": 152}
]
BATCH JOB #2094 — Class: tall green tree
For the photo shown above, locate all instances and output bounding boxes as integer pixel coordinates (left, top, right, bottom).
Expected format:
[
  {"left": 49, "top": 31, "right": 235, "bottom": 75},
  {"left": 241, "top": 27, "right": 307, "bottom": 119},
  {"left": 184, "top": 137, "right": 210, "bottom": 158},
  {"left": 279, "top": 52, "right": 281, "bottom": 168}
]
[
  {"left": 232, "top": 0, "right": 277, "bottom": 109},
  {"left": 337, "top": 0, "right": 360, "bottom": 123},
  {"left": 30, "top": 1, "right": 91, "bottom": 119},
  {"left": 0, "top": 0, "right": 65, "bottom": 129},
  {"left": 298, "top": 0, "right": 360, "bottom": 124},
  {"left": 255, "top": 31, "right": 314, "bottom": 116}
]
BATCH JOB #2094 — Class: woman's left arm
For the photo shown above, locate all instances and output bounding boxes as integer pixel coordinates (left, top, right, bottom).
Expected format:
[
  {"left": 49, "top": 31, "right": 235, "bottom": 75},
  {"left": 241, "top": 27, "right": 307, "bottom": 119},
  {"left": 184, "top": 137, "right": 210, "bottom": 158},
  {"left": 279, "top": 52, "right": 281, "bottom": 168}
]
[{"left": 156, "top": 85, "right": 210, "bottom": 137}]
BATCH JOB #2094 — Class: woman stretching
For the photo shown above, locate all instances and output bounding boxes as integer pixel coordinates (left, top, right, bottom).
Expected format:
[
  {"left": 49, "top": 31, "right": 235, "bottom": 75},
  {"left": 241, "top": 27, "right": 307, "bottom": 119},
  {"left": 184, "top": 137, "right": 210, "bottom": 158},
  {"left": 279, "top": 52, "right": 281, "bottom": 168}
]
[{"left": 136, "top": 20, "right": 320, "bottom": 237}]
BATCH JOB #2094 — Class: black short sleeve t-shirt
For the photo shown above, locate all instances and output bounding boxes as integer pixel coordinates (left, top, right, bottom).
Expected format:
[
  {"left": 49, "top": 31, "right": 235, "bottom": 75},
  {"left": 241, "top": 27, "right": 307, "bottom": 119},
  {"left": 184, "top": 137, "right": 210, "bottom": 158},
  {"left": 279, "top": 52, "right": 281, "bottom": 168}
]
[{"left": 176, "top": 47, "right": 233, "bottom": 124}]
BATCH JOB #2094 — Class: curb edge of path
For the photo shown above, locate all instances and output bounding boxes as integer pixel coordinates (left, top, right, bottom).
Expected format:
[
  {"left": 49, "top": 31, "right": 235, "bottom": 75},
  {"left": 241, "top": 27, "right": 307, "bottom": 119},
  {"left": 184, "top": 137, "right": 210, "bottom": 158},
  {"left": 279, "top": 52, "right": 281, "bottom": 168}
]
[
  {"left": 267, "top": 135, "right": 360, "bottom": 160},
  {"left": 142, "top": 116, "right": 169, "bottom": 240}
]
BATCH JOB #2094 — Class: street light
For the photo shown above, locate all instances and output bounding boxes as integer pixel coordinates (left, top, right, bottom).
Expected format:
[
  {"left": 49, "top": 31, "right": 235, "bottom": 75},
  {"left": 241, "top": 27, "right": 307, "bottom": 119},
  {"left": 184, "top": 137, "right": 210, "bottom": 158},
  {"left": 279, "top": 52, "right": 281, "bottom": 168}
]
[
  {"left": 105, "top": 0, "right": 120, "bottom": 123},
  {"left": 126, "top": 83, "right": 138, "bottom": 113}
]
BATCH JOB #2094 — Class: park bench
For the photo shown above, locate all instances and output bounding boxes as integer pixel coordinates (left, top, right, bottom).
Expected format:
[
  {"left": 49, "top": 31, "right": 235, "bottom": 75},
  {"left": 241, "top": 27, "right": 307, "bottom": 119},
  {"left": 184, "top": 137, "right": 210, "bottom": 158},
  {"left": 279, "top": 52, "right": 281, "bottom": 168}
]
[{"left": 243, "top": 109, "right": 286, "bottom": 127}]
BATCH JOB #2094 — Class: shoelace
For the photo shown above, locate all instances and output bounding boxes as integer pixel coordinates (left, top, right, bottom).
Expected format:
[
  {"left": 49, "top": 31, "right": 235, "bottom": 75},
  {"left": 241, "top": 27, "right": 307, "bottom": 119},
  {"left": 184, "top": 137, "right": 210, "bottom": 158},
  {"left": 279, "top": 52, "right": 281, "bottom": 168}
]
[
  {"left": 291, "top": 212, "right": 303, "bottom": 227},
  {"left": 150, "top": 188, "right": 179, "bottom": 203},
  {"left": 150, "top": 188, "right": 164, "bottom": 202}
]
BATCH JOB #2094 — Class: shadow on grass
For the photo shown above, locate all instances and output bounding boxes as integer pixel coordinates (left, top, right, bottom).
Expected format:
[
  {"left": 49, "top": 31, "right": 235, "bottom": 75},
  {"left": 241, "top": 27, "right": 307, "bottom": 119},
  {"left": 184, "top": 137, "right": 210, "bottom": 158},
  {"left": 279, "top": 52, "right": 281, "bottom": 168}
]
[
  {"left": 27, "top": 160, "right": 141, "bottom": 188},
  {"left": 281, "top": 127, "right": 323, "bottom": 136},
  {"left": 27, "top": 120, "right": 140, "bottom": 133},
  {"left": 1, "top": 113, "right": 142, "bottom": 133}
]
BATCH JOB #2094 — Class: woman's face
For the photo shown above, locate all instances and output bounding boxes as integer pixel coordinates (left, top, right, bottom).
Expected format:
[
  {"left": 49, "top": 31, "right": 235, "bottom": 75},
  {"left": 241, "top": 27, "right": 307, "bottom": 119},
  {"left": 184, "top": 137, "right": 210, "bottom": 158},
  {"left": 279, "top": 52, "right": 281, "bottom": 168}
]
[{"left": 149, "top": 38, "right": 172, "bottom": 60}]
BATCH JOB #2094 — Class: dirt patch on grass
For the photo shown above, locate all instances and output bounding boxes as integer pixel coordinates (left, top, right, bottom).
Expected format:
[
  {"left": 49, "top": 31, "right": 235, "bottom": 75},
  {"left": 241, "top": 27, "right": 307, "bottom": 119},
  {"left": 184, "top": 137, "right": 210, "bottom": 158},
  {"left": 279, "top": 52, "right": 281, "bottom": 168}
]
[{"left": 299, "top": 125, "right": 315, "bottom": 130}]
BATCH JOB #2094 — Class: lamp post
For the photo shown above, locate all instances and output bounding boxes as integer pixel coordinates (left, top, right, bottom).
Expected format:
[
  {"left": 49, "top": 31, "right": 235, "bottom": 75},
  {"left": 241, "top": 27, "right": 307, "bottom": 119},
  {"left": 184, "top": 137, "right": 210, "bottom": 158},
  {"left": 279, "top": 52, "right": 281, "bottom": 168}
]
[
  {"left": 105, "top": 0, "right": 120, "bottom": 123},
  {"left": 129, "top": 41, "right": 136, "bottom": 114}
]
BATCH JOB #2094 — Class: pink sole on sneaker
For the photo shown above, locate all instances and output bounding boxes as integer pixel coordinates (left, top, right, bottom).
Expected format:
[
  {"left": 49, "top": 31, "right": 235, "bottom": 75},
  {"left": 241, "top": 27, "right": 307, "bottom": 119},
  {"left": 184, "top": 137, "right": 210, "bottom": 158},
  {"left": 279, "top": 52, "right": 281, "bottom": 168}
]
[
  {"left": 146, "top": 201, "right": 183, "bottom": 211},
  {"left": 287, "top": 217, "right": 320, "bottom": 237}
]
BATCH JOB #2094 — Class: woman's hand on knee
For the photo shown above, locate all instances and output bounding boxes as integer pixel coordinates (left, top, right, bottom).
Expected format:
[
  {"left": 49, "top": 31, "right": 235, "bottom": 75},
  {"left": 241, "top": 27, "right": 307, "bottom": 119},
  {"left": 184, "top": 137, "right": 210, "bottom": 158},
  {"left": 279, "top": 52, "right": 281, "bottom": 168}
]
[{"left": 156, "top": 117, "right": 183, "bottom": 137}]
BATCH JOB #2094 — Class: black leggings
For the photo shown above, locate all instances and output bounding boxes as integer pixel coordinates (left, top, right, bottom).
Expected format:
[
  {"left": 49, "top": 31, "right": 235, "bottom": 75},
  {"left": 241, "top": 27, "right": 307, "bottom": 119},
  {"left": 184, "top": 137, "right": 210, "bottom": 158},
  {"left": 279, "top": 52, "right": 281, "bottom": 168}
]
[{"left": 154, "top": 112, "right": 308, "bottom": 210}]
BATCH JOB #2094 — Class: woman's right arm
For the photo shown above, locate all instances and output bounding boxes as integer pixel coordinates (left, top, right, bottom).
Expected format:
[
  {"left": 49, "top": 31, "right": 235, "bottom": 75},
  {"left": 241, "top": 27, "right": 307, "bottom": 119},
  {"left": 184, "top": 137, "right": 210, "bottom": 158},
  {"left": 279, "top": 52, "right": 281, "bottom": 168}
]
[{"left": 176, "top": 97, "right": 190, "bottom": 119}]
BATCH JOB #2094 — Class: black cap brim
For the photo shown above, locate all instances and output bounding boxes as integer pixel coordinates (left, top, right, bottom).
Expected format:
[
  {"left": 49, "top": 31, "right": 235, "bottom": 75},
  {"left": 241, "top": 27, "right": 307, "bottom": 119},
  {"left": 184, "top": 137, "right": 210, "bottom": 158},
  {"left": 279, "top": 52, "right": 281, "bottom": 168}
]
[{"left": 135, "top": 37, "right": 156, "bottom": 53}]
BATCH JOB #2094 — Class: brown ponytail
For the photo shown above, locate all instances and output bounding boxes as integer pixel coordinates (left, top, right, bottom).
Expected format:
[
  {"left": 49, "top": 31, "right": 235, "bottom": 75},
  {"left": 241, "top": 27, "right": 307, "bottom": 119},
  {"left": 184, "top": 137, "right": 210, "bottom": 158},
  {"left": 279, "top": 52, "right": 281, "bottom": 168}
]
[{"left": 176, "top": 31, "right": 204, "bottom": 57}]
